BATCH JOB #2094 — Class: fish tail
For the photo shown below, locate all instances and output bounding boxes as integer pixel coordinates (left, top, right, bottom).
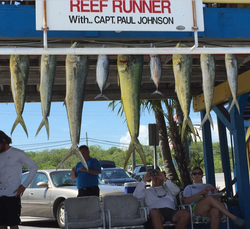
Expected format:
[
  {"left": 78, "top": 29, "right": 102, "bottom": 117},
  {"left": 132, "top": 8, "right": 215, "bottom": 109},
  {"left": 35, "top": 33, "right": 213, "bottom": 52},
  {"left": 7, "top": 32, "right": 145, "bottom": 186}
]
[
  {"left": 11, "top": 115, "right": 28, "bottom": 137},
  {"left": 151, "top": 90, "right": 164, "bottom": 96},
  {"left": 56, "top": 145, "right": 88, "bottom": 170},
  {"left": 201, "top": 113, "right": 214, "bottom": 130},
  {"left": 94, "top": 93, "right": 109, "bottom": 100},
  {"left": 229, "top": 98, "right": 240, "bottom": 114},
  {"left": 181, "top": 116, "right": 195, "bottom": 142},
  {"left": 124, "top": 140, "right": 135, "bottom": 169},
  {"left": 134, "top": 138, "right": 147, "bottom": 169},
  {"left": 36, "top": 117, "right": 50, "bottom": 139}
]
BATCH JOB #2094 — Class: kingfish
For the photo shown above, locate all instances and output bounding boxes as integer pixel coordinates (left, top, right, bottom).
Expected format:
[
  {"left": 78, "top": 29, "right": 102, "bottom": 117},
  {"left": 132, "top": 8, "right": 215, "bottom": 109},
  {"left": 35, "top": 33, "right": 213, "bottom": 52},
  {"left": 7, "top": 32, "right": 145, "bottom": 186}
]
[
  {"left": 10, "top": 55, "right": 29, "bottom": 137},
  {"left": 36, "top": 55, "right": 57, "bottom": 139},
  {"left": 150, "top": 44, "right": 163, "bottom": 96},
  {"left": 225, "top": 54, "right": 240, "bottom": 114},
  {"left": 172, "top": 43, "right": 195, "bottom": 141},
  {"left": 117, "top": 55, "right": 147, "bottom": 169},
  {"left": 200, "top": 54, "right": 215, "bottom": 129},
  {"left": 95, "top": 45, "right": 109, "bottom": 100},
  {"left": 56, "top": 42, "right": 89, "bottom": 170}
]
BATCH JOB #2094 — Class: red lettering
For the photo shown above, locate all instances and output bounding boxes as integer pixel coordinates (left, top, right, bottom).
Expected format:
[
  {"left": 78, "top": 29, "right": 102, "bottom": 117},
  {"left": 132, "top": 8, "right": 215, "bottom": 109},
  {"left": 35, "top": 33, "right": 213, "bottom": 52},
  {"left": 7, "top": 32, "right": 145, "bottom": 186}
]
[
  {"left": 133, "top": 0, "right": 142, "bottom": 13},
  {"left": 81, "top": 0, "right": 90, "bottom": 12},
  {"left": 100, "top": 0, "right": 108, "bottom": 12},
  {"left": 70, "top": 0, "right": 80, "bottom": 12},
  {"left": 123, "top": 0, "right": 132, "bottom": 13},
  {"left": 142, "top": 0, "right": 151, "bottom": 13},
  {"left": 162, "top": 0, "right": 171, "bottom": 13},
  {"left": 152, "top": 0, "right": 161, "bottom": 13},
  {"left": 113, "top": 0, "right": 122, "bottom": 13},
  {"left": 90, "top": 0, "right": 99, "bottom": 12}
]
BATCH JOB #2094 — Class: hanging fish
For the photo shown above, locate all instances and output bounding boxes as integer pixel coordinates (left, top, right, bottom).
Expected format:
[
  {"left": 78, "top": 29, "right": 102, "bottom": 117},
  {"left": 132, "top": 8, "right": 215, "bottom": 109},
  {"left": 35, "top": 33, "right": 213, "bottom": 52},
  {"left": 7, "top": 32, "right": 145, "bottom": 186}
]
[
  {"left": 36, "top": 55, "right": 57, "bottom": 139},
  {"left": 95, "top": 45, "right": 109, "bottom": 100},
  {"left": 200, "top": 54, "right": 215, "bottom": 129},
  {"left": 225, "top": 54, "right": 240, "bottom": 114},
  {"left": 150, "top": 43, "right": 163, "bottom": 96},
  {"left": 10, "top": 55, "right": 29, "bottom": 137},
  {"left": 117, "top": 54, "right": 147, "bottom": 169},
  {"left": 172, "top": 43, "right": 195, "bottom": 141},
  {"left": 56, "top": 42, "right": 89, "bottom": 170}
]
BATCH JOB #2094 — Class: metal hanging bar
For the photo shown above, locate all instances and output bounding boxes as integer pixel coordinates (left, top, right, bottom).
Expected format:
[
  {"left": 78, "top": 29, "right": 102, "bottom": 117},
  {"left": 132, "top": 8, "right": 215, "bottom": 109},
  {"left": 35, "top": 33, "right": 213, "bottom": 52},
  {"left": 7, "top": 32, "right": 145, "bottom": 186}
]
[
  {"left": 0, "top": 47, "right": 250, "bottom": 55},
  {"left": 191, "top": 0, "right": 199, "bottom": 49}
]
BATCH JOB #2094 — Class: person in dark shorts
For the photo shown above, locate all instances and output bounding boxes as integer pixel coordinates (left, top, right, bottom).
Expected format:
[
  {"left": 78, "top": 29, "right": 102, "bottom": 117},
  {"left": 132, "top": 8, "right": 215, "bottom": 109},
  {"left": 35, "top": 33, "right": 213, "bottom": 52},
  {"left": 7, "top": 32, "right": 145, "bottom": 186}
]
[
  {"left": 133, "top": 169, "right": 190, "bottom": 229},
  {"left": 71, "top": 145, "right": 101, "bottom": 197},
  {"left": 0, "top": 131, "right": 38, "bottom": 229}
]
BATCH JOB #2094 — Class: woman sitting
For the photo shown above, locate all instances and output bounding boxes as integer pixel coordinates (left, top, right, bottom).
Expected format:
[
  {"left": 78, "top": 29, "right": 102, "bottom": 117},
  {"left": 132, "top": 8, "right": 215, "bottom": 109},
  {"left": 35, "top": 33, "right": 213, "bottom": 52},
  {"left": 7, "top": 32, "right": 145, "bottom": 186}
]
[{"left": 182, "top": 166, "right": 248, "bottom": 228}]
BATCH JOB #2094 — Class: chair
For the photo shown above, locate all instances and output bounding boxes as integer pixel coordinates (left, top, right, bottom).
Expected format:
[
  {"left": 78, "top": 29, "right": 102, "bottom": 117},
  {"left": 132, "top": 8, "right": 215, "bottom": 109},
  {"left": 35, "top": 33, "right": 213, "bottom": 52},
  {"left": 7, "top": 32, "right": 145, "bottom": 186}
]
[
  {"left": 64, "top": 196, "right": 105, "bottom": 229},
  {"left": 179, "top": 191, "right": 229, "bottom": 229},
  {"left": 103, "top": 194, "right": 147, "bottom": 229}
]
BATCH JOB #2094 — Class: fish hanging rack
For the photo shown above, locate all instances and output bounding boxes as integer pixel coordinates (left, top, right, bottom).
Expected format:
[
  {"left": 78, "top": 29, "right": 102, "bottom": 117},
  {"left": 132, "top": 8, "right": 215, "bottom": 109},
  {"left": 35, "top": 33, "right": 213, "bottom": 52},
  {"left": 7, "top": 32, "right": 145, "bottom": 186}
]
[{"left": 1, "top": 0, "right": 250, "bottom": 55}]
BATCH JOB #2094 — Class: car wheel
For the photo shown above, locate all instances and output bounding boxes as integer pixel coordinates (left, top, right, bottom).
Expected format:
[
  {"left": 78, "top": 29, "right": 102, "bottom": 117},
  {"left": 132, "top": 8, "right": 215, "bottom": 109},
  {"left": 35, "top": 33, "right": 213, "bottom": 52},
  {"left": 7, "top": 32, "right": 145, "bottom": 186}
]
[{"left": 56, "top": 201, "right": 65, "bottom": 229}]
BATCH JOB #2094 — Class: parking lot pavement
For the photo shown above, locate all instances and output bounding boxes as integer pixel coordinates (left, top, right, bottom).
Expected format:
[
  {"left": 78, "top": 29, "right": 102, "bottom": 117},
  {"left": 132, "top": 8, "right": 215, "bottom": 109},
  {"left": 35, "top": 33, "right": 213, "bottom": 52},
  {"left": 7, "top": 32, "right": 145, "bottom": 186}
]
[{"left": 20, "top": 217, "right": 59, "bottom": 229}]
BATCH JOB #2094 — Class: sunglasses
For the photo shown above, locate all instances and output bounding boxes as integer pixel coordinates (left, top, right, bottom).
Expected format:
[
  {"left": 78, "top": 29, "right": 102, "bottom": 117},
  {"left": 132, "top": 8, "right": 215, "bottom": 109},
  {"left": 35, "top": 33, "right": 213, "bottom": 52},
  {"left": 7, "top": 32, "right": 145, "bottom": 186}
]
[{"left": 192, "top": 172, "right": 203, "bottom": 176}]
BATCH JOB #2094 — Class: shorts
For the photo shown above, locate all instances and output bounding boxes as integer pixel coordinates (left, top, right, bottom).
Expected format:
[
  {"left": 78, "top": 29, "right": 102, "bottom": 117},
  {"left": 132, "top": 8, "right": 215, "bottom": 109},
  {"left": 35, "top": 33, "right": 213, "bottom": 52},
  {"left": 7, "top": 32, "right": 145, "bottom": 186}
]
[
  {"left": 0, "top": 196, "right": 21, "bottom": 226},
  {"left": 78, "top": 186, "right": 100, "bottom": 197},
  {"left": 158, "top": 207, "right": 178, "bottom": 222},
  {"left": 191, "top": 201, "right": 198, "bottom": 212}
]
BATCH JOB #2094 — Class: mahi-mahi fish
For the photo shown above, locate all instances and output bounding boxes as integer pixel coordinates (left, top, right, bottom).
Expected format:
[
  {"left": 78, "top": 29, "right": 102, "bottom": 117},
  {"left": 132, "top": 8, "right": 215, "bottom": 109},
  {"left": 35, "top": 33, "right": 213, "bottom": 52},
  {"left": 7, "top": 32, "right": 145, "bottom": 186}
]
[
  {"left": 117, "top": 54, "right": 147, "bottom": 169},
  {"left": 225, "top": 54, "right": 240, "bottom": 114},
  {"left": 200, "top": 54, "right": 215, "bottom": 129},
  {"left": 10, "top": 55, "right": 29, "bottom": 137},
  {"left": 150, "top": 43, "right": 163, "bottom": 96},
  {"left": 36, "top": 55, "right": 57, "bottom": 139},
  {"left": 172, "top": 43, "right": 195, "bottom": 141},
  {"left": 56, "top": 42, "right": 89, "bottom": 170},
  {"left": 95, "top": 45, "right": 109, "bottom": 100}
]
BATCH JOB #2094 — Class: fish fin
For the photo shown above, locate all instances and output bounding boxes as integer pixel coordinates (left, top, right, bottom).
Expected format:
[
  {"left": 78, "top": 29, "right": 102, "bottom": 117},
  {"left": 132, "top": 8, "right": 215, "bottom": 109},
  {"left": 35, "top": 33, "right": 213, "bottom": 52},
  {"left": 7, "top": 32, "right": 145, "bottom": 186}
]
[
  {"left": 124, "top": 141, "right": 135, "bottom": 169},
  {"left": 181, "top": 116, "right": 195, "bottom": 142},
  {"left": 56, "top": 145, "right": 88, "bottom": 170},
  {"left": 104, "top": 83, "right": 110, "bottom": 90},
  {"left": 94, "top": 93, "right": 109, "bottom": 100},
  {"left": 11, "top": 115, "right": 28, "bottom": 138},
  {"left": 134, "top": 138, "right": 147, "bottom": 170},
  {"left": 151, "top": 90, "right": 164, "bottom": 96},
  {"left": 200, "top": 113, "right": 214, "bottom": 130},
  {"left": 228, "top": 98, "right": 240, "bottom": 114},
  {"left": 36, "top": 84, "right": 40, "bottom": 92},
  {"left": 36, "top": 117, "right": 50, "bottom": 140},
  {"left": 117, "top": 74, "right": 120, "bottom": 87}
]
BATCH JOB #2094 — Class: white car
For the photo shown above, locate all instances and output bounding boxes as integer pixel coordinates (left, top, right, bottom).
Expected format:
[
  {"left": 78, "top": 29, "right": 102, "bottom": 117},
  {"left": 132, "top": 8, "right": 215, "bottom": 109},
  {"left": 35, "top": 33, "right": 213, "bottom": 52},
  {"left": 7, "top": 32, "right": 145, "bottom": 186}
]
[{"left": 21, "top": 169, "right": 125, "bottom": 228}]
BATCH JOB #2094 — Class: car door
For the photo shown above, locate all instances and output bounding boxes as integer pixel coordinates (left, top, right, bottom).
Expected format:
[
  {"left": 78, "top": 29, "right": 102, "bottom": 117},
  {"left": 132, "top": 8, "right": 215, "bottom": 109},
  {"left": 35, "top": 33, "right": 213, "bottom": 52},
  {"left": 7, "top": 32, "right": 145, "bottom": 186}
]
[
  {"left": 26, "top": 172, "right": 52, "bottom": 217},
  {"left": 21, "top": 173, "right": 31, "bottom": 215}
]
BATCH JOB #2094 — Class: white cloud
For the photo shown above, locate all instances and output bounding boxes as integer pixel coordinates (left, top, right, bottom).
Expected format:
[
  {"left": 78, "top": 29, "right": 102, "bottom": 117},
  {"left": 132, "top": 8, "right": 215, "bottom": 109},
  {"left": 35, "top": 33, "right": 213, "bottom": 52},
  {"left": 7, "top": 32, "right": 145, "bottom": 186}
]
[{"left": 120, "top": 125, "right": 149, "bottom": 149}]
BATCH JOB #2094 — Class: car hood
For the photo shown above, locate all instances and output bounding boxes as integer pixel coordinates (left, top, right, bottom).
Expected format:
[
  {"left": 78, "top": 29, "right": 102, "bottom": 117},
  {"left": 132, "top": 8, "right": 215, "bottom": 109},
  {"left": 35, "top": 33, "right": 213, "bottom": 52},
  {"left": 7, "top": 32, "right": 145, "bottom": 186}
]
[
  {"left": 103, "top": 178, "right": 137, "bottom": 184},
  {"left": 99, "top": 184, "right": 125, "bottom": 196}
]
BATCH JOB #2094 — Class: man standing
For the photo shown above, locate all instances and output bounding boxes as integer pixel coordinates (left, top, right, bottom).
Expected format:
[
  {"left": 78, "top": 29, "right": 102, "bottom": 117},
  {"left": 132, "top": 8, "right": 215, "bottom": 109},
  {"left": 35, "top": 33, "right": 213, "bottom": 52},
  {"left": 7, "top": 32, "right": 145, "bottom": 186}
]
[
  {"left": 133, "top": 169, "right": 190, "bottom": 229},
  {"left": 71, "top": 145, "right": 101, "bottom": 197},
  {"left": 0, "top": 130, "right": 38, "bottom": 229}
]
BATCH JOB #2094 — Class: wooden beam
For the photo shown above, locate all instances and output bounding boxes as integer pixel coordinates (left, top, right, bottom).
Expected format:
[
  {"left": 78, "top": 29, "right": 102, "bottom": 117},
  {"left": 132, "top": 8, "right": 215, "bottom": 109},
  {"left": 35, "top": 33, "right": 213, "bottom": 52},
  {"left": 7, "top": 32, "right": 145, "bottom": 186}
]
[{"left": 193, "top": 69, "right": 250, "bottom": 112}]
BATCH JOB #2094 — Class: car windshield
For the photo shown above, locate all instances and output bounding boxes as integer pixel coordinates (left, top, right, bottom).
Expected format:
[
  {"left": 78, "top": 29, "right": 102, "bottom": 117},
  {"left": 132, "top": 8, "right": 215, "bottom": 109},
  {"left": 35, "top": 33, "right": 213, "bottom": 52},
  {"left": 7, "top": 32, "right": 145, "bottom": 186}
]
[
  {"left": 102, "top": 169, "right": 131, "bottom": 179},
  {"left": 50, "top": 170, "right": 106, "bottom": 187}
]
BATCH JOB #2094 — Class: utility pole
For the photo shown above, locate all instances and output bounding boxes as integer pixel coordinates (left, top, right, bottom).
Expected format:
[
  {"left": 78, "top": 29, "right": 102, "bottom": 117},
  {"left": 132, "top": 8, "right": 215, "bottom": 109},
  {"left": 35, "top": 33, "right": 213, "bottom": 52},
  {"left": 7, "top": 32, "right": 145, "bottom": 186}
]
[{"left": 86, "top": 132, "right": 88, "bottom": 146}]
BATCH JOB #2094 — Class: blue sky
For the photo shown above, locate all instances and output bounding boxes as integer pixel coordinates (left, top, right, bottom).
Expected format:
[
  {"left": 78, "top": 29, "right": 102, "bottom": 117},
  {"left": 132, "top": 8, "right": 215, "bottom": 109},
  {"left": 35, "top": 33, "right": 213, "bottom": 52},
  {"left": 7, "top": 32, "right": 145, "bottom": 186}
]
[{"left": 0, "top": 100, "right": 221, "bottom": 152}]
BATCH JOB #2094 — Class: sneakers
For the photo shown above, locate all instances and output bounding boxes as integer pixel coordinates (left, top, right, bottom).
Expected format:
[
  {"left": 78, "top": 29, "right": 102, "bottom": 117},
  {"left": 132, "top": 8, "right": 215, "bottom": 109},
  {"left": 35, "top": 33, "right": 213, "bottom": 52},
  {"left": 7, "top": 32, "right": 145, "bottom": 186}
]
[{"left": 233, "top": 217, "right": 248, "bottom": 227}]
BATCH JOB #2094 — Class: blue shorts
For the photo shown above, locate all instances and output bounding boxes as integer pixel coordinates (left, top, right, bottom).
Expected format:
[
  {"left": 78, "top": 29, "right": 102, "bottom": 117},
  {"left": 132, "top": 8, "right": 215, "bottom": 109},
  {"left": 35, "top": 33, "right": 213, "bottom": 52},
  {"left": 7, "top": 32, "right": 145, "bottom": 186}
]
[{"left": 0, "top": 196, "right": 21, "bottom": 226}]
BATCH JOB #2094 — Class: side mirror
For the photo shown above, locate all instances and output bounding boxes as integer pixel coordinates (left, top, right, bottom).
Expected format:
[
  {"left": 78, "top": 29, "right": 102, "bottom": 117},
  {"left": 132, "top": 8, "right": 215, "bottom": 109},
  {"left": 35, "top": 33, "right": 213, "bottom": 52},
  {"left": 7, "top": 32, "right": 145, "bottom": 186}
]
[{"left": 37, "top": 181, "right": 49, "bottom": 188}]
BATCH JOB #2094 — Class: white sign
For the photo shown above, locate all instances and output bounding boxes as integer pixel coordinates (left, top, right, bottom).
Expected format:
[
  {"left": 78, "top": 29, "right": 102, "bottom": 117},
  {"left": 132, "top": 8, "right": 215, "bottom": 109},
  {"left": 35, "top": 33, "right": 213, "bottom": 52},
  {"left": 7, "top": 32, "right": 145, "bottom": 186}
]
[{"left": 36, "top": 0, "right": 204, "bottom": 31}]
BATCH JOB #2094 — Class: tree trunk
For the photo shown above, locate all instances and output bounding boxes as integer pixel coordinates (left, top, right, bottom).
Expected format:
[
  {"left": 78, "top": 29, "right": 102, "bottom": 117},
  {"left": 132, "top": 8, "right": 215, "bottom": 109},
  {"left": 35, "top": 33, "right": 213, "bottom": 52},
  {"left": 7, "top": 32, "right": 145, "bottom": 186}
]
[
  {"left": 164, "top": 99, "right": 192, "bottom": 189},
  {"left": 152, "top": 101, "right": 179, "bottom": 182}
]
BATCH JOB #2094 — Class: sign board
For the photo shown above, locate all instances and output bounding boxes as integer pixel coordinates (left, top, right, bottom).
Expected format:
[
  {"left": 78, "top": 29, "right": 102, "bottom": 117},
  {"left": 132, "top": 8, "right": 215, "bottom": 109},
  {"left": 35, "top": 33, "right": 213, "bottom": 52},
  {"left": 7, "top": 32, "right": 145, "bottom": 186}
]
[{"left": 36, "top": 0, "right": 204, "bottom": 31}]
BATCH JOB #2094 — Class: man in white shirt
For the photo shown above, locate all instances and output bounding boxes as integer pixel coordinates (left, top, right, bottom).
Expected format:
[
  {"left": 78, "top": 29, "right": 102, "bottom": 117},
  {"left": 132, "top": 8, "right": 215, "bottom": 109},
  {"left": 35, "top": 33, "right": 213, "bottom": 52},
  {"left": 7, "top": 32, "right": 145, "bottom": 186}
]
[
  {"left": 0, "top": 131, "right": 38, "bottom": 229},
  {"left": 133, "top": 169, "right": 190, "bottom": 229}
]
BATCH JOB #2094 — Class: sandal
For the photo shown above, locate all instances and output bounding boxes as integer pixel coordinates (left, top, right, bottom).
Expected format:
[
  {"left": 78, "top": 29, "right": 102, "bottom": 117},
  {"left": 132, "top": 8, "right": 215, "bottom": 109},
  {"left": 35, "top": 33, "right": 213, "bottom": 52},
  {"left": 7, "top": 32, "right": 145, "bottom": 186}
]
[{"left": 233, "top": 217, "right": 248, "bottom": 227}]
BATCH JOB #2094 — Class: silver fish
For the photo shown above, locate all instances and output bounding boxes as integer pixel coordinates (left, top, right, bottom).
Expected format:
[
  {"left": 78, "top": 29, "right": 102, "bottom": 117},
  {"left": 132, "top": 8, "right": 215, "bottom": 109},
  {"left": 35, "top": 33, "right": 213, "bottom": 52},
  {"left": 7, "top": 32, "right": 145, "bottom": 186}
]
[
  {"left": 200, "top": 54, "right": 215, "bottom": 129},
  {"left": 10, "top": 55, "right": 29, "bottom": 137},
  {"left": 56, "top": 42, "right": 89, "bottom": 170},
  {"left": 225, "top": 54, "right": 240, "bottom": 114},
  {"left": 95, "top": 45, "right": 109, "bottom": 100},
  {"left": 150, "top": 44, "right": 163, "bottom": 96},
  {"left": 172, "top": 43, "right": 195, "bottom": 141},
  {"left": 36, "top": 55, "right": 57, "bottom": 139}
]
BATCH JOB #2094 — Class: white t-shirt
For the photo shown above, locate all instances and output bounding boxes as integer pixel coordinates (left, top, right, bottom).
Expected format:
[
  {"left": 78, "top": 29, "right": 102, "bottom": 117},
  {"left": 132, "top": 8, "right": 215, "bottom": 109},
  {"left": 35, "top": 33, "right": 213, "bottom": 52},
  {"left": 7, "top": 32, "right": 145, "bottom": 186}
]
[
  {"left": 0, "top": 147, "right": 38, "bottom": 197},
  {"left": 133, "top": 180, "right": 180, "bottom": 211},
  {"left": 183, "top": 183, "right": 213, "bottom": 199}
]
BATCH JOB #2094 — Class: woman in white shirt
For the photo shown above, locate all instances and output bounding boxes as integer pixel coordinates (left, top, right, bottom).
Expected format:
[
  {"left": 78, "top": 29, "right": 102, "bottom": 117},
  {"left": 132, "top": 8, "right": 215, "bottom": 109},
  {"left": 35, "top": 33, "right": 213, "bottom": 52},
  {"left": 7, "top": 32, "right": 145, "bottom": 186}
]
[{"left": 182, "top": 166, "right": 247, "bottom": 228}]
